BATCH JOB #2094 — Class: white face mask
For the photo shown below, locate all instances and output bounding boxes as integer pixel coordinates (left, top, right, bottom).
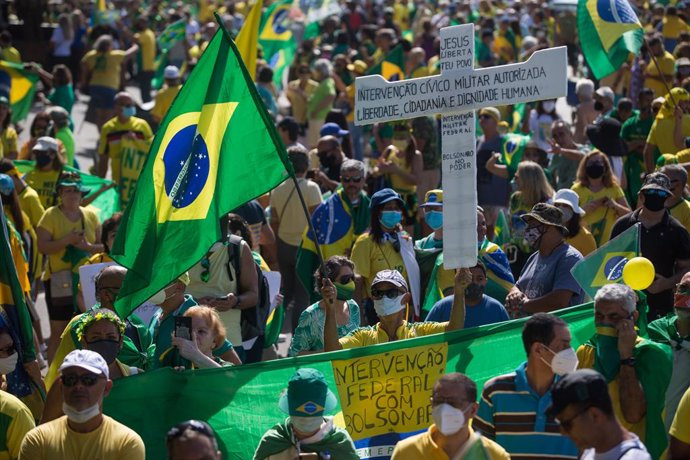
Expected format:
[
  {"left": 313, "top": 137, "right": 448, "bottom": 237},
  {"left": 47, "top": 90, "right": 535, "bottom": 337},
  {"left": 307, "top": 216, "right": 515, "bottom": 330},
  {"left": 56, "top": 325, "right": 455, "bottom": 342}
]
[
  {"left": 541, "top": 346, "right": 579, "bottom": 376},
  {"left": 432, "top": 403, "right": 468, "bottom": 436},
  {"left": 62, "top": 402, "right": 101, "bottom": 424},
  {"left": 291, "top": 416, "right": 325, "bottom": 435},
  {"left": 148, "top": 287, "right": 170, "bottom": 306},
  {"left": 373, "top": 294, "right": 406, "bottom": 317},
  {"left": 543, "top": 101, "right": 556, "bottom": 113},
  {"left": 0, "top": 352, "right": 18, "bottom": 375}
]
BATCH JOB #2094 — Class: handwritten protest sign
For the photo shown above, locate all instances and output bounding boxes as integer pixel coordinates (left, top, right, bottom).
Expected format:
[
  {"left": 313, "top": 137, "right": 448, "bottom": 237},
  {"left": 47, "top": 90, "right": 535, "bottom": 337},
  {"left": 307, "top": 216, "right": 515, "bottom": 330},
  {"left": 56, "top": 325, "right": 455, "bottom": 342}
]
[{"left": 332, "top": 342, "right": 448, "bottom": 442}]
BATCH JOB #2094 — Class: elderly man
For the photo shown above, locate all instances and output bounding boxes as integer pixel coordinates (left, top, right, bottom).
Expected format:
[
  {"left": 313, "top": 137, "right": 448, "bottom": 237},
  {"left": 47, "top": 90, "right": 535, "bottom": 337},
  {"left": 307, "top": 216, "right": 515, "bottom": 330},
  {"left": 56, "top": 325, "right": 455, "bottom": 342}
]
[
  {"left": 506, "top": 203, "right": 584, "bottom": 317},
  {"left": 324, "top": 268, "right": 470, "bottom": 350},
  {"left": 474, "top": 313, "right": 579, "bottom": 458},
  {"left": 648, "top": 271, "right": 690, "bottom": 429},
  {"left": 19, "top": 350, "right": 145, "bottom": 459},
  {"left": 392, "top": 373, "right": 509, "bottom": 459},
  {"left": 549, "top": 370, "right": 652, "bottom": 459},
  {"left": 167, "top": 420, "right": 222, "bottom": 460},
  {"left": 576, "top": 284, "right": 672, "bottom": 459}
]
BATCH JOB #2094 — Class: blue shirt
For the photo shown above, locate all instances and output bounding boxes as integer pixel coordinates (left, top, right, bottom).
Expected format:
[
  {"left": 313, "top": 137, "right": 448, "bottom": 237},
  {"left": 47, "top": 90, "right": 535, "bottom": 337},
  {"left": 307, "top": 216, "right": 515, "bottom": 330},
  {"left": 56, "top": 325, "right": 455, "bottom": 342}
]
[
  {"left": 473, "top": 362, "right": 578, "bottom": 459},
  {"left": 426, "top": 294, "right": 509, "bottom": 328}
]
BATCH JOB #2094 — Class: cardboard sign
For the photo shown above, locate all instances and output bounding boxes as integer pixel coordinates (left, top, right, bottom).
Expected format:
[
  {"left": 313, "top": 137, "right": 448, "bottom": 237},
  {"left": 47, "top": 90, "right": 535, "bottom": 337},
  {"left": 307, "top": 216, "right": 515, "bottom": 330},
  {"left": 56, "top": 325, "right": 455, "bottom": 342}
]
[{"left": 79, "top": 262, "right": 116, "bottom": 309}]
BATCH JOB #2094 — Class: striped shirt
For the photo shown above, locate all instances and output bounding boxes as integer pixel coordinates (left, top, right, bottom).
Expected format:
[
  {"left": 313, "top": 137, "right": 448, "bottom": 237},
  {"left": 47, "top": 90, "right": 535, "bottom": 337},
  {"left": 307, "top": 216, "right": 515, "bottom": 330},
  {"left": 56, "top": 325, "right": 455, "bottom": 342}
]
[{"left": 474, "top": 361, "right": 578, "bottom": 459}]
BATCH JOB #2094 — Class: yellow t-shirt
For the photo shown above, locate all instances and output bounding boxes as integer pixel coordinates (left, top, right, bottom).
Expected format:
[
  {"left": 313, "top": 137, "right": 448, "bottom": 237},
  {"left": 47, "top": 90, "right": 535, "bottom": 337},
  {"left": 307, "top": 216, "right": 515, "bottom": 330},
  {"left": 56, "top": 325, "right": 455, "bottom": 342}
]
[
  {"left": 663, "top": 16, "right": 690, "bottom": 40},
  {"left": 17, "top": 186, "right": 45, "bottom": 229},
  {"left": 150, "top": 85, "right": 181, "bottom": 121},
  {"left": 286, "top": 79, "right": 319, "bottom": 124},
  {"left": 645, "top": 51, "right": 676, "bottom": 98},
  {"left": 647, "top": 116, "right": 690, "bottom": 155},
  {"left": 392, "top": 426, "right": 510, "bottom": 460},
  {"left": 670, "top": 199, "right": 690, "bottom": 234},
  {"left": 0, "top": 127, "right": 17, "bottom": 158},
  {"left": 577, "top": 340, "right": 647, "bottom": 443},
  {"left": 18, "top": 415, "right": 145, "bottom": 460},
  {"left": 0, "top": 390, "right": 35, "bottom": 460},
  {"left": 566, "top": 227, "right": 597, "bottom": 256},
  {"left": 670, "top": 385, "right": 690, "bottom": 443},
  {"left": 393, "top": 3, "right": 410, "bottom": 31},
  {"left": 339, "top": 320, "right": 447, "bottom": 349},
  {"left": 572, "top": 183, "right": 625, "bottom": 246},
  {"left": 37, "top": 206, "right": 100, "bottom": 279},
  {"left": 270, "top": 178, "right": 322, "bottom": 246},
  {"left": 134, "top": 29, "right": 156, "bottom": 72},
  {"left": 351, "top": 233, "right": 408, "bottom": 298},
  {"left": 81, "top": 50, "right": 127, "bottom": 90},
  {"left": 97, "top": 116, "right": 153, "bottom": 184},
  {"left": 387, "top": 148, "right": 416, "bottom": 194},
  {"left": 23, "top": 170, "right": 61, "bottom": 209}
]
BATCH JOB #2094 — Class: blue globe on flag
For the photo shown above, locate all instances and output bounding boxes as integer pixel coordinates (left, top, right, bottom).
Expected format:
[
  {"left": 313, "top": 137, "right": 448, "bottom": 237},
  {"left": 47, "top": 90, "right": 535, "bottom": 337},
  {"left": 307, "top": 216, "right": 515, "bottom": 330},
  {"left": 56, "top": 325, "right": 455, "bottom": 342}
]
[
  {"left": 604, "top": 255, "right": 628, "bottom": 282},
  {"left": 162, "top": 126, "right": 210, "bottom": 209}
]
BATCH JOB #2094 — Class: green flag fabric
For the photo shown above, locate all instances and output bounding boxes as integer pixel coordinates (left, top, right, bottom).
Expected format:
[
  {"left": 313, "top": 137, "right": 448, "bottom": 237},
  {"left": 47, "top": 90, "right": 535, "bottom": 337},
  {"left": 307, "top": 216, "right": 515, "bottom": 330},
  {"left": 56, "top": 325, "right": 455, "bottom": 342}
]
[
  {"left": 13, "top": 161, "right": 120, "bottom": 222},
  {"left": 577, "top": 0, "right": 643, "bottom": 79},
  {"left": 158, "top": 19, "right": 187, "bottom": 53},
  {"left": 493, "top": 209, "right": 511, "bottom": 247},
  {"left": 570, "top": 223, "right": 640, "bottom": 299},
  {"left": 0, "top": 60, "right": 38, "bottom": 122},
  {"left": 500, "top": 133, "right": 529, "bottom": 178},
  {"left": 111, "top": 20, "right": 292, "bottom": 318},
  {"left": 367, "top": 44, "right": 406, "bottom": 81},
  {"left": 104, "top": 303, "right": 596, "bottom": 460},
  {"left": 259, "top": 0, "right": 298, "bottom": 87}
]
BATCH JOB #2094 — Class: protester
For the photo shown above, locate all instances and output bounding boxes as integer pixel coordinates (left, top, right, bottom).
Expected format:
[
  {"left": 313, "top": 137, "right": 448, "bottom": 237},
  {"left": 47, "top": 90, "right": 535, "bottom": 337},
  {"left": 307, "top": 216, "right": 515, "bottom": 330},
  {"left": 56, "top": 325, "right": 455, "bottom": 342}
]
[
  {"left": 0, "top": 377, "right": 35, "bottom": 459},
  {"left": 576, "top": 284, "right": 672, "bottom": 459},
  {"left": 0, "top": 96, "right": 17, "bottom": 159},
  {"left": 549, "top": 120, "right": 586, "bottom": 190},
  {"left": 392, "top": 373, "right": 510, "bottom": 459},
  {"left": 325, "top": 268, "right": 469, "bottom": 350},
  {"left": 254, "top": 368, "right": 358, "bottom": 459},
  {"left": 276, "top": 117, "right": 305, "bottom": 151},
  {"left": 477, "top": 107, "right": 509, "bottom": 238},
  {"left": 669, "top": 386, "right": 690, "bottom": 459},
  {"left": 307, "top": 59, "right": 336, "bottom": 148},
  {"left": 18, "top": 350, "right": 145, "bottom": 459},
  {"left": 644, "top": 87, "right": 690, "bottom": 172},
  {"left": 150, "top": 66, "right": 182, "bottom": 125},
  {"left": 549, "top": 369, "right": 652, "bottom": 459},
  {"left": 166, "top": 306, "right": 233, "bottom": 369},
  {"left": 621, "top": 88, "right": 655, "bottom": 205},
  {"left": 287, "top": 64, "right": 318, "bottom": 135},
  {"left": 660, "top": 164, "right": 690, "bottom": 232},
  {"left": 474, "top": 313, "right": 579, "bottom": 458},
  {"left": 167, "top": 420, "right": 222, "bottom": 460},
  {"left": 289, "top": 256, "right": 360, "bottom": 356},
  {"left": 506, "top": 203, "right": 584, "bottom": 316},
  {"left": 553, "top": 188, "right": 597, "bottom": 256},
  {"left": 574, "top": 78, "right": 597, "bottom": 143},
  {"left": 477, "top": 207, "right": 515, "bottom": 303},
  {"left": 23, "top": 137, "right": 64, "bottom": 209},
  {"left": 610, "top": 172, "right": 690, "bottom": 319},
  {"left": 0, "top": 160, "right": 44, "bottom": 229}
]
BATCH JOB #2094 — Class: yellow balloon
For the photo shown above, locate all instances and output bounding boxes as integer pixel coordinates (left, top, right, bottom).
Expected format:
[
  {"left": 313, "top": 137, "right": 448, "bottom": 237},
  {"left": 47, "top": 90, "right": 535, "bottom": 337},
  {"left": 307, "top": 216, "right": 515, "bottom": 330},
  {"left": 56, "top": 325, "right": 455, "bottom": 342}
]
[{"left": 622, "top": 257, "right": 655, "bottom": 290}]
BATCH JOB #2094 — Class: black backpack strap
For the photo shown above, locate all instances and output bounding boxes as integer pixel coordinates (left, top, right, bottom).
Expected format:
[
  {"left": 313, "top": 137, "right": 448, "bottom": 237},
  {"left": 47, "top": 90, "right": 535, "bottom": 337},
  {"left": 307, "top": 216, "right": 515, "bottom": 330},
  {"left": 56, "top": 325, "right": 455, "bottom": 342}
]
[{"left": 225, "top": 234, "right": 243, "bottom": 284}]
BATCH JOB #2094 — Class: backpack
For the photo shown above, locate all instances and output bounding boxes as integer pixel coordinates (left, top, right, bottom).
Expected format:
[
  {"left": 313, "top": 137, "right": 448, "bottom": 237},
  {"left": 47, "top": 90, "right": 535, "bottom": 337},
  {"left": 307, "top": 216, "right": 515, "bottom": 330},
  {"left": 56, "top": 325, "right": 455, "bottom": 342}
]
[{"left": 226, "top": 235, "right": 271, "bottom": 340}]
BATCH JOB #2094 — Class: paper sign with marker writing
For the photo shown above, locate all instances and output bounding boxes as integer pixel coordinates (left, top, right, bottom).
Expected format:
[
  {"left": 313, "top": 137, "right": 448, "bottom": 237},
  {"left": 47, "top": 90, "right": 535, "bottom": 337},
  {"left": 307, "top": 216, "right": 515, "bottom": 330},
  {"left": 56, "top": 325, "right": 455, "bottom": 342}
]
[{"left": 332, "top": 343, "right": 448, "bottom": 441}]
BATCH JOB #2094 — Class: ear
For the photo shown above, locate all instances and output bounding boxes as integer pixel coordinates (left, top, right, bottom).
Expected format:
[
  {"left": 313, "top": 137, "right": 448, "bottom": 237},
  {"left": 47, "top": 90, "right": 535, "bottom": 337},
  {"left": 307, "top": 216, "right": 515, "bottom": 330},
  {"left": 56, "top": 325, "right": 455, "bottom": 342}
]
[
  {"left": 468, "top": 402, "right": 479, "bottom": 419},
  {"left": 402, "top": 292, "right": 411, "bottom": 306},
  {"left": 103, "top": 379, "right": 113, "bottom": 398},
  {"left": 632, "top": 309, "right": 639, "bottom": 323}
]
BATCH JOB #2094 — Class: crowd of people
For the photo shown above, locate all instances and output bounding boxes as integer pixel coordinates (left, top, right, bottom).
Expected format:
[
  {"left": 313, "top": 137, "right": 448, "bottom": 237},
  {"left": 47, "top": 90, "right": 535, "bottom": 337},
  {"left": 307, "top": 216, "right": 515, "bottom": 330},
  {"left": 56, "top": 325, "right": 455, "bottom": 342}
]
[{"left": 2, "top": 0, "right": 690, "bottom": 458}]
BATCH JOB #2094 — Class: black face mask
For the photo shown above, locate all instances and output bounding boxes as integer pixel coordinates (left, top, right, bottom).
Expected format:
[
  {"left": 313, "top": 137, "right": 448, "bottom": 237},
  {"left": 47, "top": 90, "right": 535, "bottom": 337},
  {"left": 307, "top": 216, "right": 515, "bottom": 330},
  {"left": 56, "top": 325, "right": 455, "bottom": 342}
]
[
  {"left": 319, "top": 153, "right": 336, "bottom": 168},
  {"left": 642, "top": 192, "right": 668, "bottom": 212},
  {"left": 86, "top": 339, "right": 120, "bottom": 364},
  {"left": 594, "top": 101, "right": 605, "bottom": 111},
  {"left": 586, "top": 163, "right": 605, "bottom": 179},
  {"left": 35, "top": 151, "right": 52, "bottom": 168},
  {"left": 464, "top": 283, "right": 485, "bottom": 299}
]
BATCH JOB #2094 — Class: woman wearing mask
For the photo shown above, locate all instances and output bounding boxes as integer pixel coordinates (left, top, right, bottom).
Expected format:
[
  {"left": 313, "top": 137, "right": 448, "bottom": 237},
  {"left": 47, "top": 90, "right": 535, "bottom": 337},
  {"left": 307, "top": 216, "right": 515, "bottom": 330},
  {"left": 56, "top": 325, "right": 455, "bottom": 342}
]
[
  {"left": 289, "top": 256, "right": 360, "bottom": 356},
  {"left": 41, "top": 309, "right": 139, "bottom": 424},
  {"left": 36, "top": 172, "right": 102, "bottom": 363},
  {"left": 374, "top": 123, "right": 423, "bottom": 235},
  {"left": 351, "top": 188, "right": 420, "bottom": 324},
  {"left": 523, "top": 99, "right": 560, "bottom": 153},
  {"left": 506, "top": 161, "right": 554, "bottom": 276},
  {"left": 572, "top": 151, "right": 630, "bottom": 247},
  {"left": 167, "top": 306, "right": 235, "bottom": 369},
  {"left": 23, "top": 136, "right": 65, "bottom": 209},
  {"left": 553, "top": 188, "right": 597, "bottom": 256}
]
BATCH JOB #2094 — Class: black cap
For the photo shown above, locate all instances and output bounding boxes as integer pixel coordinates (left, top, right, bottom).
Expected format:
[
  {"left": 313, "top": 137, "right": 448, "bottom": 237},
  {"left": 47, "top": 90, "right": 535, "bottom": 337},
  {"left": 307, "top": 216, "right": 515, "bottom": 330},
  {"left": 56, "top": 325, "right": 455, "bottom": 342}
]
[{"left": 547, "top": 369, "right": 611, "bottom": 418}]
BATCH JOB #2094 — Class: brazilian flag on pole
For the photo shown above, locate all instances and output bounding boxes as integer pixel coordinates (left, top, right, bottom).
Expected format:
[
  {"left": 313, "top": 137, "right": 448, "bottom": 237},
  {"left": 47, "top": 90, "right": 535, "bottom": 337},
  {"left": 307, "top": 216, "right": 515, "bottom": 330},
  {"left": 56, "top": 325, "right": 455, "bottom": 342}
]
[
  {"left": 577, "top": 0, "right": 643, "bottom": 79},
  {"left": 570, "top": 223, "right": 639, "bottom": 299},
  {"left": 111, "top": 16, "right": 293, "bottom": 317},
  {"left": 0, "top": 60, "right": 38, "bottom": 122},
  {"left": 500, "top": 133, "right": 529, "bottom": 178},
  {"left": 367, "top": 44, "right": 406, "bottom": 81},
  {"left": 259, "top": 0, "right": 297, "bottom": 87}
]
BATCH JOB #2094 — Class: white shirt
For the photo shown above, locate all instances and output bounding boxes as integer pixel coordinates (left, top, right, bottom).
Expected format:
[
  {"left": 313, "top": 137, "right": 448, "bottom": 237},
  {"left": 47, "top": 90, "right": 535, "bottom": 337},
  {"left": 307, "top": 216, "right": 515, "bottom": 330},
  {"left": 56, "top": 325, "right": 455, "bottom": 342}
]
[
  {"left": 51, "top": 27, "right": 73, "bottom": 57},
  {"left": 580, "top": 434, "right": 651, "bottom": 460}
]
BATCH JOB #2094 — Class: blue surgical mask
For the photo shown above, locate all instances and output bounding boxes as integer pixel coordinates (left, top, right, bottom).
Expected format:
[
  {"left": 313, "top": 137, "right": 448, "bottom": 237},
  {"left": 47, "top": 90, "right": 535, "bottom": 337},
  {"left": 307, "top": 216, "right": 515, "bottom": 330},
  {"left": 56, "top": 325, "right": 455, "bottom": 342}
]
[
  {"left": 122, "top": 106, "right": 136, "bottom": 118},
  {"left": 425, "top": 210, "right": 443, "bottom": 230},
  {"left": 380, "top": 210, "right": 402, "bottom": 229}
]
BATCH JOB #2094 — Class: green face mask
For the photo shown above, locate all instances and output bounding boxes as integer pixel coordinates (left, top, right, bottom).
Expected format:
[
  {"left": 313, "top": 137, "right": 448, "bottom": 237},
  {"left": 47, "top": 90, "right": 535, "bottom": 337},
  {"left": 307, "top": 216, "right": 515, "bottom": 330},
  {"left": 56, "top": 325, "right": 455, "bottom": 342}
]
[
  {"left": 334, "top": 281, "right": 355, "bottom": 301},
  {"left": 594, "top": 323, "right": 620, "bottom": 382}
]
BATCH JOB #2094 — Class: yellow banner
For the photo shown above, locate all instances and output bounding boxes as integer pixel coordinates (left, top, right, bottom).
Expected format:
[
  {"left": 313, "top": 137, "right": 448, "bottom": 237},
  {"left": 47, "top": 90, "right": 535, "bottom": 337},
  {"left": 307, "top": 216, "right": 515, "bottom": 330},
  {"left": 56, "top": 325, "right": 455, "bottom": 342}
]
[{"left": 332, "top": 342, "right": 448, "bottom": 440}]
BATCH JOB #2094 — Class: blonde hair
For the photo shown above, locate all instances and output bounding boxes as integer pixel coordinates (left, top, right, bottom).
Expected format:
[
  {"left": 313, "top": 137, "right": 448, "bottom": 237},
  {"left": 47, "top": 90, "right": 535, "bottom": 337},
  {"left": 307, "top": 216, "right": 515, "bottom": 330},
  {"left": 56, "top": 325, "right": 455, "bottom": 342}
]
[
  {"left": 184, "top": 306, "right": 227, "bottom": 348},
  {"left": 515, "top": 161, "right": 553, "bottom": 207},
  {"left": 575, "top": 150, "right": 619, "bottom": 188}
]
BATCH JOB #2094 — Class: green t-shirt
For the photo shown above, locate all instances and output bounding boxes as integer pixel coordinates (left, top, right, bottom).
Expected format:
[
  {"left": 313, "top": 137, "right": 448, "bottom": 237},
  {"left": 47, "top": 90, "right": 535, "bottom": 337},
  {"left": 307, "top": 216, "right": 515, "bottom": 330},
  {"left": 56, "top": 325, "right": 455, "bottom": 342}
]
[
  {"left": 55, "top": 126, "right": 75, "bottom": 167},
  {"left": 621, "top": 112, "right": 655, "bottom": 146},
  {"left": 48, "top": 84, "right": 75, "bottom": 114},
  {"left": 307, "top": 77, "right": 336, "bottom": 120}
]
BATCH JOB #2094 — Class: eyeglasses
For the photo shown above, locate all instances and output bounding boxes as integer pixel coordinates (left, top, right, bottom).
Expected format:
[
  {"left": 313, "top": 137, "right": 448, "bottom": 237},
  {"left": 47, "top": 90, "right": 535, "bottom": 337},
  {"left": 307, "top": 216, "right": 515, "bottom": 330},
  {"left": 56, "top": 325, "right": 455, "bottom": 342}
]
[
  {"left": 61, "top": 373, "right": 102, "bottom": 387},
  {"left": 200, "top": 256, "right": 210, "bottom": 283},
  {"left": 167, "top": 420, "right": 215, "bottom": 440},
  {"left": 556, "top": 405, "right": 590, "bottom": 432},
  {"left": 341, "top": 176, "right": 362, "bottom": 183},
  {"left": 371, "top": 287, "right": 404, "bottom": 300},
  {"left": 642, "top": 189, "right": 670, "bottom": 198},
  {"left": 338, "top": 274, "right": 355, "bottom": 284}
]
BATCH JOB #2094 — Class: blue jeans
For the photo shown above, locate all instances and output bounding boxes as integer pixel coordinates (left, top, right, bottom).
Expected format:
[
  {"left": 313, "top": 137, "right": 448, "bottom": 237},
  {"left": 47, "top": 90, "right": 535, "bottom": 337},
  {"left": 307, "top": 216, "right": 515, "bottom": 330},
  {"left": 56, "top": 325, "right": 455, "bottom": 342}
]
[{"left": 348, "top": 121, "right": 364, "bottom": 161}]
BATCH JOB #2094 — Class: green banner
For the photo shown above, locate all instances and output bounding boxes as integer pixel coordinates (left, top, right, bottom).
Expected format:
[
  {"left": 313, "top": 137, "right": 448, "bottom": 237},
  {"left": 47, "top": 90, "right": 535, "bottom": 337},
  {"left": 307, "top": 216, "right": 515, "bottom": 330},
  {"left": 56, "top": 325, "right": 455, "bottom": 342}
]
[{"left": 104, "top": 303, "right": 595, "bottom": 460}]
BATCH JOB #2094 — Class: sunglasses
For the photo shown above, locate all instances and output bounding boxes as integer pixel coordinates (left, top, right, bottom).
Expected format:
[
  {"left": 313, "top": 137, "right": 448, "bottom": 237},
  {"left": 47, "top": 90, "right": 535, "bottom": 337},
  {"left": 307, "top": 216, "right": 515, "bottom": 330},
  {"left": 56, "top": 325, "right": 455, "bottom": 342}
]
[
  {"left": 556, "top": 405, "right": 590, "bottom": 432},
  {"left": 61, "top": 373, "right": 102, "bottom": 387},
  {"left": 341, "top": 176, "right": 362, "bottom": 183},
  {"left": 167, "top": 420, "right": 215, "bottom": 440},
  {"left": 200, "top": 256, "right": 210, "bottom": 283},
  {"left": 479, "top": 114, "right": 493, "bottom": 120},
  {"left": 338, "top": 274, "right": 355, "bottom": 284},
  {"left": 643, "top": 189, "right": 670, "bottom": 198},
  {"left": 371, "top": 287, "right": 404, "bottom": 300}
]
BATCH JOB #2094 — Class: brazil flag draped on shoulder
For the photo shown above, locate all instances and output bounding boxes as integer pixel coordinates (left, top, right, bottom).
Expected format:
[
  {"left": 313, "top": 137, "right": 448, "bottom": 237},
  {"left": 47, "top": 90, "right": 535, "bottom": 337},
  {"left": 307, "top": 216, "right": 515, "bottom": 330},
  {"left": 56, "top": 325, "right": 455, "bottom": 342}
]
[{"left": 112, "top": 18, "right": 292, "bottom": 317}]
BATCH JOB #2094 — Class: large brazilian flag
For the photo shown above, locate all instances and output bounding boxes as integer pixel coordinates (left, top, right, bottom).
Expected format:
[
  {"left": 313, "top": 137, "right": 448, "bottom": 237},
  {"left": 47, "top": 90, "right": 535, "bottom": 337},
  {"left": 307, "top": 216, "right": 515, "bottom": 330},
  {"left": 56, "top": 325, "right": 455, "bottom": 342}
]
[
  {"left": 0, "top": 60, "right": 38, "bottom": 122},
  {"left": 111, "top": 18, "right": 293, "bottom": 317},
  {"left": 577, "top": 0, "right": 643, "bottom": 79}
]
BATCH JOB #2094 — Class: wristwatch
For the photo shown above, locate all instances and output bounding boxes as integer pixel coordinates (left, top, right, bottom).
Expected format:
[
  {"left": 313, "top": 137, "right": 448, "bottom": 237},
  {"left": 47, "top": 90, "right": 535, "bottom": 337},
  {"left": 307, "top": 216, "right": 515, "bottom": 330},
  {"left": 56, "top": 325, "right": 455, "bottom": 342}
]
[{"left": 620, "top": 357, "right": 636, "bottom": 367}]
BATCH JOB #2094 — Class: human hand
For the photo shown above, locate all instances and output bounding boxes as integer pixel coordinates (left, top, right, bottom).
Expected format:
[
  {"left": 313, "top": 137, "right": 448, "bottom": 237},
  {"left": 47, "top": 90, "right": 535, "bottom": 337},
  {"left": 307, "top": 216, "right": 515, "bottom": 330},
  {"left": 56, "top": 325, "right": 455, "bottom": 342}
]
[
  {"left": 505, "top": 289, "right": 526, "bottom": 312},
  {"left": 65, "top": 230, "right": 85, "bottom": 246},
  {"left": 454, "top": 268, "right": 472, "bottom": 291},
  {"left": 549, "top": 138, "right": 563, "bottom": 155},
  {"left": 616, "top": 318, "right": 637, "bottom": 358},
  {"left": 647, "top": 274, "right": 672, "bottom": 294},
  {"left": 320, "top": 277, "right": 336, "bottom": 306},
  {"left": 172, "top": 333, "right": 204, "bottom": 363},
  {"left": 487, "top": 152, "right": 501, "bottom": 166}
]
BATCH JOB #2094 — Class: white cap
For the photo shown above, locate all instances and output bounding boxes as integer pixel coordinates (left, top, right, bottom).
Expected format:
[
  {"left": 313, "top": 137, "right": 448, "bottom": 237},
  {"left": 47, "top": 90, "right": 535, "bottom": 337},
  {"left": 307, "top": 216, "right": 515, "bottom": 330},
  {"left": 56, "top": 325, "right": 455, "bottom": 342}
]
[
  {"left": 59, "top": 349, "right": 110, "bottom": 379},
  {"left": 164, "top": 65, "right": 180, "bottom": 79},
  {"left": 554, "top": 189, "right": 586, "bottom": 215},
  {"left": 32, "top": 136, "right": 58, "bottom": 152},
  {"left": 595, "top": 86, "right": 615, "bottom": 102}
]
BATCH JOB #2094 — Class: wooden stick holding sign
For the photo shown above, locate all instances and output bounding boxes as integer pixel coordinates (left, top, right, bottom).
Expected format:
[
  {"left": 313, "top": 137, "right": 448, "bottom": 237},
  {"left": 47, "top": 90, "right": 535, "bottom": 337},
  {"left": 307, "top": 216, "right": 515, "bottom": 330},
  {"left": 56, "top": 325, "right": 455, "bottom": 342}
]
[{"left": 354, "top": 24, "right": 568, "bottom": 269}]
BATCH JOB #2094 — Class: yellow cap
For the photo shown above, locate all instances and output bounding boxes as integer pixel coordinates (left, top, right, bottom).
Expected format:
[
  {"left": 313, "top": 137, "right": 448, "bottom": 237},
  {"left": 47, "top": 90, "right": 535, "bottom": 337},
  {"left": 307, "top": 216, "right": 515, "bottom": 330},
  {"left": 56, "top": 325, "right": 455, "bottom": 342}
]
[{"left": 421, "top": 189, "right": 443, "bottom": 207}]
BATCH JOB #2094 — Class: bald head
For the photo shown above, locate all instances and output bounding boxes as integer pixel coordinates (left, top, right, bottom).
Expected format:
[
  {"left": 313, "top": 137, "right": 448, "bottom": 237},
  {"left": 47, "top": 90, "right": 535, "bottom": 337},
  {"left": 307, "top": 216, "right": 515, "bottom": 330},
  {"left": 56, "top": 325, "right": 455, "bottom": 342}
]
[
  {"left": 94, "top": 266, "right": 127, "bottom": 310},
  {"left": 317, "top": 135, "right": 340, "bottom": 152}
]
